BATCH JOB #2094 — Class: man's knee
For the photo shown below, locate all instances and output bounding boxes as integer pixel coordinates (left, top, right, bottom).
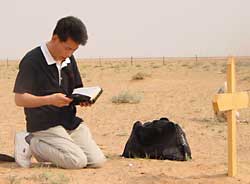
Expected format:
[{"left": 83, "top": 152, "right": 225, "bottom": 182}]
[{"left": 88, "top": 156, "right": 106, "bottom": 168}]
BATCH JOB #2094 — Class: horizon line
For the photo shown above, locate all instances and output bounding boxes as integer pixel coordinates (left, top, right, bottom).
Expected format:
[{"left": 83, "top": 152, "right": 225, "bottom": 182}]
[{"left": 1, "top": 55, "right": 250, "bottom": 62}]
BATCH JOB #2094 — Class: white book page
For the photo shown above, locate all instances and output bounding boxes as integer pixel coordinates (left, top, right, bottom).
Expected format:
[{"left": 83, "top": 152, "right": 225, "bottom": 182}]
[{"left": 72, "top": 86, "right": 101, "bottom": 100}]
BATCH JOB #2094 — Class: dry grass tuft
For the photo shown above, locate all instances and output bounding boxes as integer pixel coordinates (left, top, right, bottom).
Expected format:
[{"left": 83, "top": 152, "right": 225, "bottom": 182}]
[
  {"left": 8, "top": 172, "right": 70, "bottom": 184},
  {"left": 111, "top": 91, "right": 142, "bottom": 104},
  {"left": 131, "top": 72, "right": 151, "bottom": 80}
]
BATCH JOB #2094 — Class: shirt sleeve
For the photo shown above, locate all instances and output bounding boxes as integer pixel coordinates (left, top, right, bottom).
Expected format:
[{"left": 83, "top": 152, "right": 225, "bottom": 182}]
[{"left": 13, "top": 58, "right": 36, "bottom": 94}]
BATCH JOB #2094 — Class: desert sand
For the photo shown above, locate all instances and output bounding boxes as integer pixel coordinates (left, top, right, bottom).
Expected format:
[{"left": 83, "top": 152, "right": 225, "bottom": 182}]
[{"left": 0, "top": 57, "right": 250, "bottom": 184}]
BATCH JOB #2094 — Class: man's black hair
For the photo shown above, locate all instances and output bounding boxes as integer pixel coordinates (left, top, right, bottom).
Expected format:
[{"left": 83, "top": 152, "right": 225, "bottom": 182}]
[{"left": 53, "top": 16, "right": 88, "bottom": 46}]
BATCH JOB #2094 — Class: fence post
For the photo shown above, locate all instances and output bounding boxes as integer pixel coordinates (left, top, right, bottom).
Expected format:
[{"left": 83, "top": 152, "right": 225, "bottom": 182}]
[
  {"left": 163, "top": 56, "right": 165, "bottom": 65},
  {"left": 99, "top": 57, "right": 102, "bottom": 67},
  {"left": 130, "top": 56, "right": 133, "bottom": 66}
]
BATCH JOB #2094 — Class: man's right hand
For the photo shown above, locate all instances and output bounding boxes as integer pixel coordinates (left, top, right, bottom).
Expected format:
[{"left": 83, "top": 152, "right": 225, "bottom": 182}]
[
  {"left": 48, "top": 93, "right": 73, "bottom": 107},
  {"left": 15, "top": 93, "right": 73, "bottom": 108}
]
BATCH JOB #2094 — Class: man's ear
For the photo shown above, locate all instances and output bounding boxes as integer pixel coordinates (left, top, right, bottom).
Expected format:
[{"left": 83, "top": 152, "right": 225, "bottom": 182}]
[{"left": 52, "top": 34, "right": 59, "bottom": 42}]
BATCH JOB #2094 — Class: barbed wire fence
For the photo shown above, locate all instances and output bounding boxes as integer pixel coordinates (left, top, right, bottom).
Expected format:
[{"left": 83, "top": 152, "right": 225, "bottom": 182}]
[
  {"left": 78, "top": 56, "right": 250, "bottom": 66},
  {"left": 2, "top": 56, "right": 250, "bottom": 68}
]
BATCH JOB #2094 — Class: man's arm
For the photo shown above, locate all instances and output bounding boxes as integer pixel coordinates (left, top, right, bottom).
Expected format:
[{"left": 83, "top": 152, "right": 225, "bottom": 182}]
[{"left": 15, "top": 93, "right": 72, "bottom": 108}]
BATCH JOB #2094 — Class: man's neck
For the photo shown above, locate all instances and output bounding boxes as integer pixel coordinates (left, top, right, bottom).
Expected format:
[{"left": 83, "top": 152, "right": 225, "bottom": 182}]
[{"left": 46, "top": 42, "right": 62, "bottom": 64}]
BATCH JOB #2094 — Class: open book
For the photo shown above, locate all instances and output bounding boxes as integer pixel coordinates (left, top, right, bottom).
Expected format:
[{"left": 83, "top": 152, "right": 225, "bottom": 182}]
[{"left": 71, "top": 86, "right": 103, "bottom": 105}]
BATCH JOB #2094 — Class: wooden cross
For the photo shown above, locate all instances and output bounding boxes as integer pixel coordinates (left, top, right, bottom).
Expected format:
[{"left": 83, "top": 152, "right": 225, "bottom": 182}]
[{"left": 213, "top": 57, "right": 249, "bottom": 176}]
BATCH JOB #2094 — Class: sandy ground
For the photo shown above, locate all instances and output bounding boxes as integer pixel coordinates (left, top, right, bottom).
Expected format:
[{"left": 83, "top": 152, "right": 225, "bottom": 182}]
[{"left": 0, "top": 58, "right": 250, "bottom": 184}]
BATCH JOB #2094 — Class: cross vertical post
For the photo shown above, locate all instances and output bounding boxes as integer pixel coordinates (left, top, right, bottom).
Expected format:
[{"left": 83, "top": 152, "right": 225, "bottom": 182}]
[{"left": 226, "top": 57, "right": 237, "bottom": 177}]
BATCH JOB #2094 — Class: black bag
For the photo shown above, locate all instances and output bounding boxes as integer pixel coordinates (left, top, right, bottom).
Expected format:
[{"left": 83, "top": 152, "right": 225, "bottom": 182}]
[
  {"left": 122, "top": 117, "right": 192, "bottom": 161},
  {"left": 0, "top": 154, "right": 15, "bottom": 162}
]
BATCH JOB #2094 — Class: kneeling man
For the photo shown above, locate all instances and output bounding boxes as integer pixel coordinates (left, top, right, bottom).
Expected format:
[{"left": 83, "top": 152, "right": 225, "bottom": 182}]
[{"left": 13, "top": 16, "right": 106, "bottom": 169}]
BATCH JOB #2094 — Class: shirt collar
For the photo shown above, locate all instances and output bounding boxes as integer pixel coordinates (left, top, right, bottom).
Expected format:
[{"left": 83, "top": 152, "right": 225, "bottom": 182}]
[
  {"left": 40, "top": 43, "right": 71, "bottom": 68},
  {"left": 62, "top": 58, "right": 71, "bottom": 68}
]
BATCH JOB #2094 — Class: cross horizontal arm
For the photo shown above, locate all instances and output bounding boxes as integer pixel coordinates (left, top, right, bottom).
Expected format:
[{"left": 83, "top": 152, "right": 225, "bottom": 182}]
[{"left": 213, "top": 92, "right": 249, "bottom": 112}]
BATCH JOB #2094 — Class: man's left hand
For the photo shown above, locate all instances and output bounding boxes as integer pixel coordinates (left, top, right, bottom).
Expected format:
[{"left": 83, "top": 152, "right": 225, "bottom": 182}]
[{"left": 79, "top": 102, "right": 92, "bottom": 107}]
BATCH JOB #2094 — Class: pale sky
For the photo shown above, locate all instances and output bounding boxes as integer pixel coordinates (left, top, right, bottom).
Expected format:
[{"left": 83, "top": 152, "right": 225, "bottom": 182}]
[{"left": 0, "top": 0, "right": 250, "bottom": 60}]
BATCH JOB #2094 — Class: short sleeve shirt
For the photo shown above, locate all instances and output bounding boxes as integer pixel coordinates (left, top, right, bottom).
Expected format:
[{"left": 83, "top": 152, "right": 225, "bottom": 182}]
[{"left": 13, "top": 46, "right": 83, "bottom": 132}]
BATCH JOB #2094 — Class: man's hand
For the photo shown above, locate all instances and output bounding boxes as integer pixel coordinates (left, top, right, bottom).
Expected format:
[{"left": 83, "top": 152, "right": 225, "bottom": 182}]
[
  {"left": 48, "top": 93, "right": 73, "bottom": 107},
  {"left": 79, "top": 102, "right": 92, "bottom": 107},
  {"left": 15, "top": 93, "right": 72, "bottom": 108}
]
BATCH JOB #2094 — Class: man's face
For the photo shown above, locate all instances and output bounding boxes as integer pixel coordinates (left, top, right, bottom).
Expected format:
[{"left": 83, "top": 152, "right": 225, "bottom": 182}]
[{"left": 53, "top": 35, "right": 79, "bottom": 61}]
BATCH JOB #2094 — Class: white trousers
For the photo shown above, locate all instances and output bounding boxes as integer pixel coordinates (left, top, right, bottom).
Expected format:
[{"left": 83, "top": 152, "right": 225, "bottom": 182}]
[{"left": 30, "top": 123, "right": 106, "bottom": 169}]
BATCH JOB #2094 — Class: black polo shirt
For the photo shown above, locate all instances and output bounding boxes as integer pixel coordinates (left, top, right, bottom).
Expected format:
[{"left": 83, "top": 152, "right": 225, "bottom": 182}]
[{"left": 13, "top": 46, "right": 83, "bottom": 132}]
